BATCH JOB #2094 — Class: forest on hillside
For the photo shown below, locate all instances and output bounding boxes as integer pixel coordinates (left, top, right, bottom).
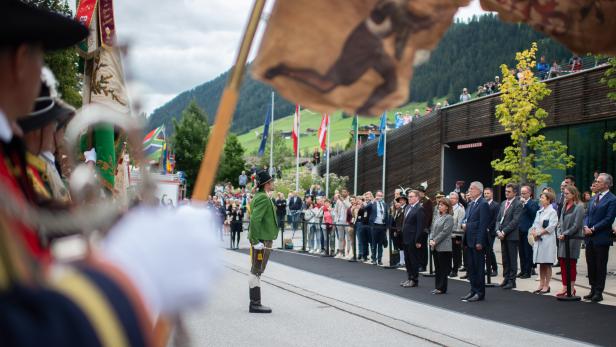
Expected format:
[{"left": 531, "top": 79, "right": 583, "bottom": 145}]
[{"left": 148, "top": 14, "right": 572, "bottom": 134}]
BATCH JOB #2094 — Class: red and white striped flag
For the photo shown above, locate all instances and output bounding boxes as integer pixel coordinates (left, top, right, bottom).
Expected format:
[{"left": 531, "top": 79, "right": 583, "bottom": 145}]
[
  {"left": 317, "top": 113, "right": 329, "bottom": 151},
  {"left": 292, "top": 104, "right": 301, "bottom": 155}
]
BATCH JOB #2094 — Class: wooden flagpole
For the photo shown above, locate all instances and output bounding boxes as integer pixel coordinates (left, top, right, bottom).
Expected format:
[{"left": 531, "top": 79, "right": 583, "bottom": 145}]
[{"left": 192, "top": 0, "right": 267, "bottom": 201}]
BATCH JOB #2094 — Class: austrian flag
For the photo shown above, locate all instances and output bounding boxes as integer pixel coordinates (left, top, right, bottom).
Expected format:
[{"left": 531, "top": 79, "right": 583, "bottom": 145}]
[{"left": 317, "top": 113, "right": 329, "bottom": 151}]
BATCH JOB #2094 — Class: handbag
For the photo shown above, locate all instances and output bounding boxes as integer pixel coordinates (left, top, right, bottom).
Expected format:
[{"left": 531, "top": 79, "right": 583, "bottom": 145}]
[{"left": 527, "top": 230, "right": 535, "bottom": 246}]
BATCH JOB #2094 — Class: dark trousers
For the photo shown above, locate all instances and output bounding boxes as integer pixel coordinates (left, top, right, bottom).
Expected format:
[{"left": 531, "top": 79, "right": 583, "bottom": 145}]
[
  {"left": 452, "top": 236, "right": 463, "bottom": 271},
  {"left": 434, "top": 250, "right": 452, "bottom": 292},
  {"left": 486, "top": 235, "right": 497, "bottom": 272},
  {"left": 519, "top": 231, "right": 533, "bottom": 275},
  {"left": 358, "top": 224, "right": 370, "bottom": 260},
  {"left": 231, "top": 231, "right": 241, "bottom": 247},
  {"left": 404, "top": 243, "right": 421, "bottom": 281},
  {"left": 467, "top": 246, "right": 486, "bottom": 297},
  {"left": 501, "top": 240, "right": 519, "bottom": 283},
  {"left": 419, "top": 230, "right": 428, "bottom": 268},
  {"left": 586, "top": 243, "right": 609, "bottom": 294},
  {"left": 370, "top": 224, "right": 385, "bottom": 262}
]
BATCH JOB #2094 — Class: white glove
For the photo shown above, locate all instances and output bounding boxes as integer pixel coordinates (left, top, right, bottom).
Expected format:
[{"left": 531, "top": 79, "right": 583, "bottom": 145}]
[
  {"left": 101, "top": 205, "right": 221, "bottom": 318},
  {"left": 253, "top": 242, "right": 264, "bottom": 250}
]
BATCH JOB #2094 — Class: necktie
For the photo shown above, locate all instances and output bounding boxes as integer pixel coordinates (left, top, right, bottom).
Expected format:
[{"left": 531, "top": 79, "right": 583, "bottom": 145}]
[
  {"left": 504, "top": 200, "right": 511, "bottom": 214},
  {"left": 594, "top": 193, "right": 601, "bottom": 207}
]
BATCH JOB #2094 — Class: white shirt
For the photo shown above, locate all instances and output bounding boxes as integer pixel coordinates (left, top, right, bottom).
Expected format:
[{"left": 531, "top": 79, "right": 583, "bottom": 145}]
[
  {"left": 374, "top": 200, "right": 385, "bottom": 224},
  {"left": 0, "top": 108, "right": 13, "bottom": 143}
]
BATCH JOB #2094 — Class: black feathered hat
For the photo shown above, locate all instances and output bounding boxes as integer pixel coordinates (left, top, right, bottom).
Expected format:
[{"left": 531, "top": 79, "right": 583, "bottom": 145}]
[
  {"left": 256, "top": 170, "right": 273, "bottom": 187},
  {"left": 0, "top": 0, "right": 88, "bottom": 51}
]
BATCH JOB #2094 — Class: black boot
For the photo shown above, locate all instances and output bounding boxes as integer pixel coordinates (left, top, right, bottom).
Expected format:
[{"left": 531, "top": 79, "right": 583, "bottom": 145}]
[{"left": 249, "top": 287, "right": 272, "bottom": 313}]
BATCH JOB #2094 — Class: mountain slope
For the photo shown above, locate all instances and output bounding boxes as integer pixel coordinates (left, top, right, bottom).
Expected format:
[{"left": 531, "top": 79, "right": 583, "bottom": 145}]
[{"left": 148, "top": 14, "right": 572, "bottom": 134}]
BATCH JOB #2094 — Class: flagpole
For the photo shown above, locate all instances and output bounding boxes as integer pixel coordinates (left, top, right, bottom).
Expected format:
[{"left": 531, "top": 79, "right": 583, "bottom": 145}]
[
  {"left": 296, "top": 106, "right": 301, "bottom": 192},
  {"left": 269, "top": 91, "right": 274, "bottom": 173},
  {"left": 353, "top": 115, "right": 358, "bottom": 196},
  {"left": 325, "top": 114, "right": 330, "bottom": 198},
  {"left": 382, "top": 122, "right": 387, "bottom": 194}
]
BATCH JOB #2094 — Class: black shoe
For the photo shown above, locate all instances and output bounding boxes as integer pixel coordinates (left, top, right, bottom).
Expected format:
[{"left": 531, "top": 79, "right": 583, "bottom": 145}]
[
  {"left": 583, "top": 292, "right": 596, "bottom": 300},
  {"left": 460, "top": 274, "right": 468, "bottom": 279},
  {"left": 516, "top": 272, "right": 524, "bottom": 278},
  {"left": 519, "top": 273, "right": 531, "bottom": 279},
  {"left": 502, "top": 282, "right": 516, "bottom": 290},
  {"left": 249, "top": 302, "right": 272, "bottom": 313},
  {"left": 556, "top": 271, "right": 561, "bottom": 275},
  {"left": 499, "top": 281, "right": 508, "bottom": 287},
  {"left": 463, "top": 294, "right": 484, "bottom": 302},
  {"left": 377, "top": 261, "right": 383, "bottom": 266},
  {"left": 490, "top": 270, "right": 498, "bottom": 277},
  {"left": 418, "top": 266, "right": 426, "bottom": 272},
  {"left": 531, "top": 269, "right": 537, "bottom": 276},
  {"left": 591, "top": 293, "right": 603, "bottom": 303},
  {"left": 448, "top": 271, "right": 458, "bottom": 278},
  {"left": 461, "top": 292, "right": 474, "bottom": 300},
  {"left": 459, "top": 267, "right": 467, "bottom": 272}
]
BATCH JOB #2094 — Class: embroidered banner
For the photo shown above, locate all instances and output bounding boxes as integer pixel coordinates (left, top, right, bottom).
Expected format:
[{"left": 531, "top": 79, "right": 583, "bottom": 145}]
[
  {"left": 252, "top": 0, "right": 468, "bottom": 116},
  {"left": 481, "top": 0, "right": 616, "bottom": 56},
  {"left": 99, "top": 0, "right": 117, "bottom": 48},
  {"left": 76, "top": 0, "right": 99, "bottom": 57}
]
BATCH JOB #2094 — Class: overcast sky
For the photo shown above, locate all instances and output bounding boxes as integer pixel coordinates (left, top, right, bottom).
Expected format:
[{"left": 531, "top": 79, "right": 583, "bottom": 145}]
[{"left": 72, "top": 0, "right": 487, "bottom": 115}]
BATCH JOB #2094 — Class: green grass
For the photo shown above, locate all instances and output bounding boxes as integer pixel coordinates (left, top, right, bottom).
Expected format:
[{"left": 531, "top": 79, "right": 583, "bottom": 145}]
[{"left": 237, "top": 99, "right": 447, "bottom": 155}]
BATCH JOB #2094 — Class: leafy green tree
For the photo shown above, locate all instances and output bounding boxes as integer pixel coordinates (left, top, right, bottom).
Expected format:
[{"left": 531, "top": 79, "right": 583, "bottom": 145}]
[
  {"left": 602, "top": 57, "right": 616, "bottom": 151},
  {"left": 258, "top": 132, "right": 294, "bottom": 168},
  {"left": 491, "top": 43, "right": 574, "bottom": 186},
  {"left": 171, "top": 101, "right": 210, "bottom": 195},
  {"left": 216, "top": 133, "right": 246, "bottom": 183},
  {"left": 26, "top": 0, "right": 82, "bottom": 107}
]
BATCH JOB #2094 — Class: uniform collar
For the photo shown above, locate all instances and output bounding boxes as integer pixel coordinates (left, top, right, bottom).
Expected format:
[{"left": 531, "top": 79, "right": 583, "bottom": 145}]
[{"left": 0, "top": 108, "right": 13, "bottom": 143}]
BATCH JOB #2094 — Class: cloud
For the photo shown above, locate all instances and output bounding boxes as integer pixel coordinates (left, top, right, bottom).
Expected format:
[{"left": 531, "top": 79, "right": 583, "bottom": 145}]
[{"left": 73, "top": 1, "right": 485, "bottom": 115}]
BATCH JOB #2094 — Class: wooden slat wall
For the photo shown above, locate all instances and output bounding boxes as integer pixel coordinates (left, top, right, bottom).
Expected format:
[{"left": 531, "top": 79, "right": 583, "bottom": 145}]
[{"left": 324, "top": 66, "right": 616, "bottom": 199}]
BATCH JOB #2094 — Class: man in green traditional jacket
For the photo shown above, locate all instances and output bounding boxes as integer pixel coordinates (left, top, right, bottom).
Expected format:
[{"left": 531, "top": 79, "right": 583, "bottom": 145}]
[{"left": 248, "top": 170, "right": 279, "bottom": 313}]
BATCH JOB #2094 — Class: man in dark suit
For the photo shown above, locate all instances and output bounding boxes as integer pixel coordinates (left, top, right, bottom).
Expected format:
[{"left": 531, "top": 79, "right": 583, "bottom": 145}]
[
  {"left": 400, "top": 190, "right": 424, "bottom": 287},
  {"left": 367, "top": 190, "right": 389, "bottom": 265},
  {"left": 461, "top": 181, "right": 491, "bottom": 302},
  {"left": 288, "top": 191, "right": 303, "bottom": 233},
  {"left": 583, "top": 173, "right": 616, "bottom": 302},
  {"left": 518, "top": 185, "right": 539, "bottom": 278},
  {"left": 483, "top": 187, "right": 500, "bottom": 277},
  {"left": 417, "top": 186, "right": 432, "bottom": 272},
  {"left": 495, "top": 183, "right": 523, "bottom": 289}
]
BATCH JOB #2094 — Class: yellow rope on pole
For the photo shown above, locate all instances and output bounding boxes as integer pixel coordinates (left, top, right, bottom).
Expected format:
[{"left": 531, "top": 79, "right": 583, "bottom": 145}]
[{"left": 192, "top": 0, "right": 267, "bottom": 201}]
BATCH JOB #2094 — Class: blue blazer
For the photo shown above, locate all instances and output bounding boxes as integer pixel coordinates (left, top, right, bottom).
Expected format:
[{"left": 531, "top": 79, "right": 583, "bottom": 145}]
[
  {"left": 367, "top": 200, "right": 389, "bottom": 225},
  {"left": 464, "top": 197, "right": 491, "bottom": 248},
  {"left": 518, "top": 199, "right": 539, "bottom": 234},
  {"left": 584, "top": 191, "right": 616, "bottom": 247}
]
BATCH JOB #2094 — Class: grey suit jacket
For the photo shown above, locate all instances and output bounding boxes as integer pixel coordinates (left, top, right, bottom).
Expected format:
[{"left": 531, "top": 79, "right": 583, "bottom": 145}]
[
  {"left": 495, "top": 197, "right": 523, "bottom": 241},
  {"left": 557, "top": 202, "right": 584, "bottom": 259},
  {"left": 429, "top": 214, "right": 453, "bottom": 252}
]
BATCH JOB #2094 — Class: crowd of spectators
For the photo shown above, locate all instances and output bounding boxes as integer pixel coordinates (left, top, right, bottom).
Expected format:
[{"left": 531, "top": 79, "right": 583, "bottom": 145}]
[{"left": 208, "top": 169, "right": 616, "bottom": 303}]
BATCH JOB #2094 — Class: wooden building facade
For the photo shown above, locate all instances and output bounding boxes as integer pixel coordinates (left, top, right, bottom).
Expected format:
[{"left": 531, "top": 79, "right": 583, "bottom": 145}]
[{"left": 322, "top": 66, "right": 616, "bottom": 200}]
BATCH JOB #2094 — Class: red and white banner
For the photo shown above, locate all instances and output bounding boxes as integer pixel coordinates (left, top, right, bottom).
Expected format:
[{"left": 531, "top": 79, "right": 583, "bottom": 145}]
[
  {"left": 317, "top": 113, "right": 329, "bottom": 151},
  {"left": 76, "top": 0, "right": 98, "bottom": 27},
  {"left": 292, "top": 104, "right": 301, "bottom": 155}
]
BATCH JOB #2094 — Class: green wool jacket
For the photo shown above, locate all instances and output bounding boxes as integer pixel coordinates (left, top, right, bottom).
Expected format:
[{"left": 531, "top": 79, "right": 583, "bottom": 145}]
[{"left": 248, "top": 191, "right": 279, "bottom": 244}]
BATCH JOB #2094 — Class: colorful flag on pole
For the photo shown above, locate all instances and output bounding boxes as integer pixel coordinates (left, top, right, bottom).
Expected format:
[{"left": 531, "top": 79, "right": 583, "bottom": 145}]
[
  {"left": 143, "top": 125, "right": 166, "bottom": 163},
  {"left": 258, "top": 108, "right": 272, "bottom": 157},
  {"left": 317, "top": 113, "right": 329, "bottom": 151},
  {"left": 292, "top": 104, "right": 300, "bottom": 155},
  {"left": 377, "top": 112, "right": 387, "bottom": 157}
]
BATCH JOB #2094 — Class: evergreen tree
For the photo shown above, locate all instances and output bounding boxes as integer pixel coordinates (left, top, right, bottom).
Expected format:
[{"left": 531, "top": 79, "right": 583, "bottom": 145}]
[
  {"left": 25, "top": 0, "right": 82, "bottom": 107},
  {"left": 171, "top": 101, "right": 210, "bottom": 195},
  {"left": 491, "top": 43, "right": 574, "bottom": 186},
  {"left": 216, "top": 134, "right": 246, "bottom": 183}
]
